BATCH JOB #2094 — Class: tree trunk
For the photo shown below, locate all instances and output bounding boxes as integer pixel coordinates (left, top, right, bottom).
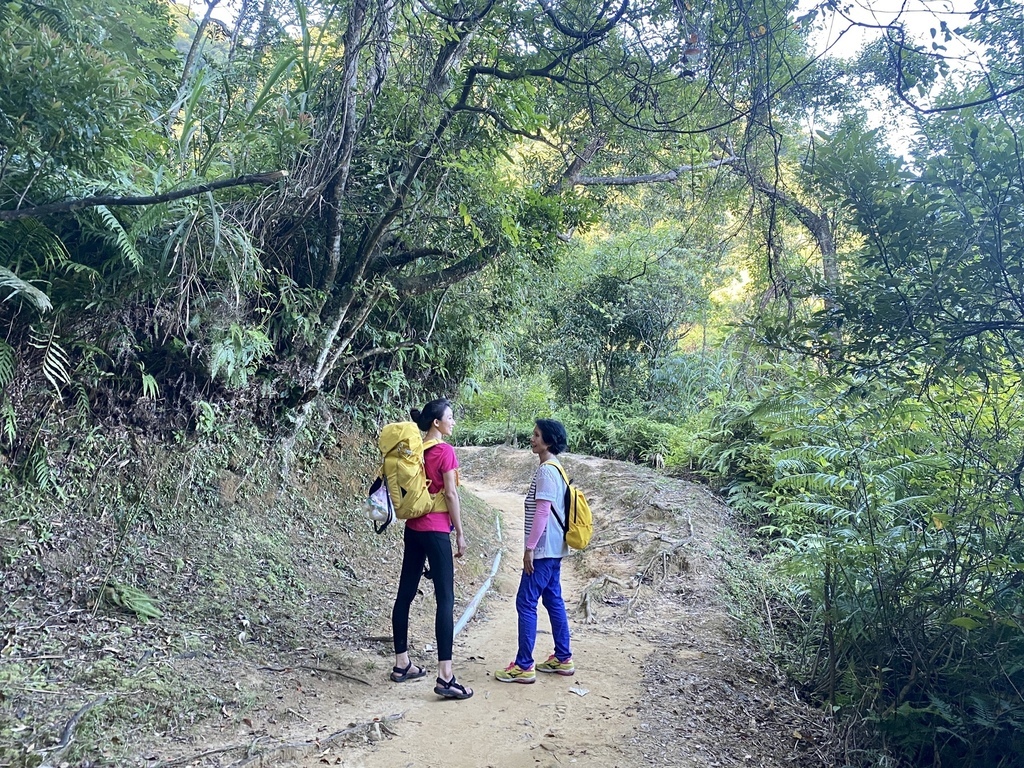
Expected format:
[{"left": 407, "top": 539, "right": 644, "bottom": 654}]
[{"left": 168, "top": 0, "right": 222, "bottom": 132}]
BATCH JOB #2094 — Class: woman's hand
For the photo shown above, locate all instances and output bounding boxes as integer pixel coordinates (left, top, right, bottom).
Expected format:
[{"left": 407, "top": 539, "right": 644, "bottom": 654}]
[
  {"left": 455, "top": 533, "right": 467, "bottom": 558},
  {"left": 523, "top": 549, "right": 535, "bottom": 575}
]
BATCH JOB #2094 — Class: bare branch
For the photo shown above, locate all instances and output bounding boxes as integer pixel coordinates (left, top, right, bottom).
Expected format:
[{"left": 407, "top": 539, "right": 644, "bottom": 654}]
[
  {"left": 341, "top": 340, "right": 417, "bottom": 365},
  {"left": 1, "top": 171, "right": 288, "bottom": 222},
  {"left": 455, "top": 105, "right": 558, "bottom": 147},
  {"left": 573, "top": 155, "right": 741, "bottom": 186},
  {"left": 537, "top": 0, "right": 628, "bottom": 42},
  {"left": 372, "top": 247, "right": 453, "bottom": 271},
  {"left": 393, "top": 248, "right": 500, "bottom": 296},
  {"left": 554, "top": 133, "right": 607, "bottom": 192},
  {"left": 419, "top": 0, "right": 496, "bottom": 24}
]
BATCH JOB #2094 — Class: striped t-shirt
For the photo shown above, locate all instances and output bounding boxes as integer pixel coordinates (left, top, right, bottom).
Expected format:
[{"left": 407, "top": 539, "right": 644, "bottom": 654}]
[{"left": 524, "top": 461, "right": 570, "bottom": 560}]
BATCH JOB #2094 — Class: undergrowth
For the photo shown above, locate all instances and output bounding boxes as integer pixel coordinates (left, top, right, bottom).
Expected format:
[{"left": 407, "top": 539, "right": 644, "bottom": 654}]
[{"left": 0, "top": 401, "right": 498, "bottom": 767}]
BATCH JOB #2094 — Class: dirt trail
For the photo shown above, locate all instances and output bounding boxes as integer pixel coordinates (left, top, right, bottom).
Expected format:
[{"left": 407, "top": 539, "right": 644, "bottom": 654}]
[
  {"left": 291, "top": 481, "right": 654, "bottom": 768},
  {"left": 145, "top": 447, "right": 836, "bottom": 768}
]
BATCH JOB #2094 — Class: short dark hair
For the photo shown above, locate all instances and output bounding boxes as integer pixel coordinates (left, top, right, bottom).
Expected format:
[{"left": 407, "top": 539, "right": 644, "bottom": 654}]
[
  {"left": 535, "top": 418, "right": 568, "bottom": 454},
  {"left": 410, "top": 398, "right": 452, "bottom": 432}
]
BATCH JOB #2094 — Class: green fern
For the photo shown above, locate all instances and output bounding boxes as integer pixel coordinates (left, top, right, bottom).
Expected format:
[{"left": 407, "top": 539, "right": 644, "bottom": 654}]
[
  {"left": 0, "top": 219, "right": 72, "bottom": 275},
  {"left": 26, "top": 443, "right": 52, "bottom": 490},
  {"left": 95, "top": 205, "right": 143, "bottom": 270},
  {"left": 129, "top": 200, "right": 172, "bottom": 238},
  {"left": 0, "top": 397, "right": 16, "bottom": 446},
  {"left": 0, "top": 266, "right": 53, "bottom": 312},
  {"left": 0, "top": 341, "right": 15, "bottom": 391},
  {"left": 72, "top": 381, "right": 91, "bottom": 421},
  {"left": 29, "top": 328, "right": 71, "bottom": 393},
  {"left": 774, "top": 444, "right": 856, "bottom": 469}
]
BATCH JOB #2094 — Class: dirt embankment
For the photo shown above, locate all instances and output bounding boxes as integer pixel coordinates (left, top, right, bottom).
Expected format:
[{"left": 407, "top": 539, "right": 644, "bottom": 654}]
[{"left": 135, "top": 446, "right": 837, "bottom": 768}]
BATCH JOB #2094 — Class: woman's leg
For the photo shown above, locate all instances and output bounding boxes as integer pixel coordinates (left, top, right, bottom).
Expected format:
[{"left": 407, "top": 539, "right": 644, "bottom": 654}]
[
  {"left": 540, "top": 558, "right": 572, "bottom": 661},
  {"left": 422, "top": 532, "right": 455, "bottom": 666},
  {"left": 392, "top": 527, "right": 427, "bottom": 665},
  {"left": 421, "top": 533, "right": 472, "bottom": 696},
  {"left": 515, "top": 560, "right": 551, "bottom": 669}
]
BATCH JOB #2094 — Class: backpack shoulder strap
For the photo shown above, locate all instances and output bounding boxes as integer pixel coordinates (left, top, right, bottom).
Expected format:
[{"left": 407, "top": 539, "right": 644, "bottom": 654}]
[
  {"left": 541, "top": 460, "right": 570, "bottom": 535},
  {"left": 422, "top": 438, "right": 441, "bottom": 452},
  {"left": 542, "top": 460, "right": 570, "bottom": 487}
]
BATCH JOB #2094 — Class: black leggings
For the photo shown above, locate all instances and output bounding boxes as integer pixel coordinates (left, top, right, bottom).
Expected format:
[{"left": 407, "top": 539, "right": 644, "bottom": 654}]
[{"left": 391, "top": 527, "right": 455, "bottom": 661}]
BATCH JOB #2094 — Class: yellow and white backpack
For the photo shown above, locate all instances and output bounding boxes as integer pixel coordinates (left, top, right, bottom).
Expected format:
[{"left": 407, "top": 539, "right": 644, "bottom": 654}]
[{"left": 368, "top": 422, "right": 448, "bottom": 533}]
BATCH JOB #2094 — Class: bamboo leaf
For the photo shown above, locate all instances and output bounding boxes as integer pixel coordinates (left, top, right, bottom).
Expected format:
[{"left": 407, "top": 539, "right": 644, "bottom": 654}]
[{"left": 247, "top": 53, "right": 297, "bottom": 120}]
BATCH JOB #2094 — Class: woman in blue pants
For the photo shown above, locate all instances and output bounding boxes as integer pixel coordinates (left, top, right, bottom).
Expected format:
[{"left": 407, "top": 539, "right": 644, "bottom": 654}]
[{"left": 495, "top": 419, "right": 576, "bottom": 683}]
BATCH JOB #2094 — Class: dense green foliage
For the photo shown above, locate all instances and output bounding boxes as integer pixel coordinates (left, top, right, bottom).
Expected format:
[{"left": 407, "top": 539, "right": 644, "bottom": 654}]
[{"left": 4, "top": 0, "right": 1024, "bottom": 765}]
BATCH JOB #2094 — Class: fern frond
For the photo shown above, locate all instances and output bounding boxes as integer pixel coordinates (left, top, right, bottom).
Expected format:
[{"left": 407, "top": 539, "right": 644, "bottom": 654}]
[
  {"left": 26, "top": 443, "right": 52, "bottom": 490},
  {"left": 29, "top": 329, "right": 71, "bottom": 392},
  {"left": 772, "top": 424, "right": 840, "bottom": 442},
  {"left": 775, "top": 472, "right": 857, "bottom": 494},
  {"left": 0, "top": 220, "right": 72, "bottom": 275},
  {"left": 870, "top": 458, "right": 940, "bottom": 493},
  {"left": 0, "top": 266, "right": 52, "bottom": 312},
  {"left": 781, "top": 500, "right": 858, "bottom": 521},
  {"left": 0, "top": 341, "right": 16, "bottom": 391},
  {"left": 95, "top": 205, "right": 143, "bottom": 270},
  {"left": 874, "top": 429, "right": 936, "bottom": 455},
  {"left": 878, "top": 494, "right": 935, "bottom": 515},
  {"left": 775, "top": 444, "right": 856, "bottom": 467},
  {"left": 72, "top": 381, "right": 91, "bottom": 421},
  {"left": 0, "top": 397, "right": 16, "bottom": 446},
  {"left": 130, "top": 201, "right": 172, "bottom": 238}
]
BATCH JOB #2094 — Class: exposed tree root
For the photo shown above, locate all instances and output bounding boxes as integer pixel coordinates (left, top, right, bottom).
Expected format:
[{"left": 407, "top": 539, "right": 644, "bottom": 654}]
[
  {"left": 38, "top": 695, "right": 110, "bottom": 767},
  {"left": 576, "top": 574, "right": 634, "bottom": 623},
  {"left": 577, "top": 514, "right": 696, "bottom": 621}
]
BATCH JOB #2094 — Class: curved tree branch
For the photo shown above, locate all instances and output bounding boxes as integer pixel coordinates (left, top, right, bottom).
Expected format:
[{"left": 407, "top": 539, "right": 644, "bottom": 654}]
[
  {"left": 372, "top": 247, "right": 453, "bottom": 272},
  {"left": 573, "top": 155, "right": 741, "bottom": 186},
  {"left": 537, "top": 0, "right": 628, "bottom": 42},
  {"left": 0, "top": 171, "right": 288, "bottom": 222},
  {"left": 393, "top": 248, "right": 500, "bottom": 296}
]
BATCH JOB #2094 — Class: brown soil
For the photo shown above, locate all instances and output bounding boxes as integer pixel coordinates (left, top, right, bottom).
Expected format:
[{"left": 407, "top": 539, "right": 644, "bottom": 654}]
[{"left": 134, "top": 446, "right": 839, "bottom": 768}]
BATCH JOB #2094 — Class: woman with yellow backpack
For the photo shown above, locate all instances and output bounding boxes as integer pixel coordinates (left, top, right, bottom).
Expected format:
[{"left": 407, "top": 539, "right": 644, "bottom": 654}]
[
  {"left": 388, "top": 398, "right": 473, "bottom": 700},
  {"left": 495, "top": 419, "right": 576, "bottom": 683}
]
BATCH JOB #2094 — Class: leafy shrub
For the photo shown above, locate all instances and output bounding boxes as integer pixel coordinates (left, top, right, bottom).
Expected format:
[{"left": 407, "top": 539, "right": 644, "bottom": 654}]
[{"left": 705, "top": 380, "right": 1024, "bottom": 766}]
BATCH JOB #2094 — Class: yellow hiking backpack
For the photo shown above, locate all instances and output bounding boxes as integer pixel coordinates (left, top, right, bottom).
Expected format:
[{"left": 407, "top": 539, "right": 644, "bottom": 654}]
[
  {"left": 543, "top": 461, "right": 593, "bottom": 550},
  {"left": 377, "top": 422, "right": 449, "bottom": 521}
]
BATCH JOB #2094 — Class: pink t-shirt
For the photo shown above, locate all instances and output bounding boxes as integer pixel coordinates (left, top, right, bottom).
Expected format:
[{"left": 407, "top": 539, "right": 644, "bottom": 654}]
[{"left": 406, "top": 442, "right": 458, "bottom": 533}]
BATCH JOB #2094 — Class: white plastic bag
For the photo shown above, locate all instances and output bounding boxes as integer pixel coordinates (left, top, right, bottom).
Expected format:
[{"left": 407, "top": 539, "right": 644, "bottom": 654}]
[{"left": 366, "top": 476, "right": 395, "bottom": 534}]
